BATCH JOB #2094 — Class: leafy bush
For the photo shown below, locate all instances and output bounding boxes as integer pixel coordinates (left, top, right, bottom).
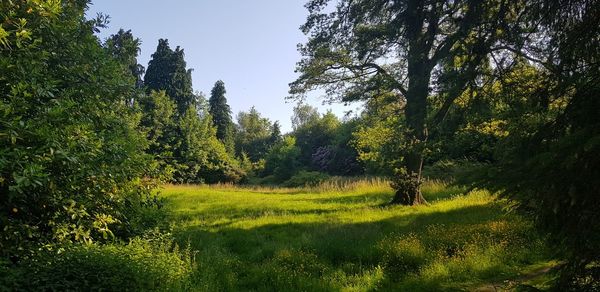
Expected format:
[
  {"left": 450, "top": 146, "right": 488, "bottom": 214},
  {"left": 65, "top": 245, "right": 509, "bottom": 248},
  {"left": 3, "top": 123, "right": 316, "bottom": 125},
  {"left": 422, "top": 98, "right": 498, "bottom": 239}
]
[
  {"left": 0, "top": 1, "right": 154, "bottom": 257},
  {"left": 1, "top": 234, "right": 193, "bottom": 291},
  {"left": 262, "top": 136, "right": 300, "bottom": 181},
  {"left": 283, "top": 171, "right": 330, "bottom": 187}
]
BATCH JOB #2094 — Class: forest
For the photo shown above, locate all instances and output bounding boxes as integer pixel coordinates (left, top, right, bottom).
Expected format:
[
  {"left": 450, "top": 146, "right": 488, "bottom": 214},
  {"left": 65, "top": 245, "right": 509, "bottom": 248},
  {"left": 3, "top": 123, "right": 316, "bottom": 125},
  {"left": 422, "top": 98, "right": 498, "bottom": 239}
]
[{"left": 0, "top": 0, "right": 598, "bottom": 291}]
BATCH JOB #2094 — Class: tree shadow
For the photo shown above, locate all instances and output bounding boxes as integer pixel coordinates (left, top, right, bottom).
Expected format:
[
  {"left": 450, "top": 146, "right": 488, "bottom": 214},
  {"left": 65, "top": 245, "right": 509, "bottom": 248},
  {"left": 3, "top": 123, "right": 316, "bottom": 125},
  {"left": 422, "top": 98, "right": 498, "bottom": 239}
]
[
  {"left": 308, "top": 191, "right": 393, "bottom": 206},
  {"left": 170, "top": 201, "right": 517, "bottom": 290}
]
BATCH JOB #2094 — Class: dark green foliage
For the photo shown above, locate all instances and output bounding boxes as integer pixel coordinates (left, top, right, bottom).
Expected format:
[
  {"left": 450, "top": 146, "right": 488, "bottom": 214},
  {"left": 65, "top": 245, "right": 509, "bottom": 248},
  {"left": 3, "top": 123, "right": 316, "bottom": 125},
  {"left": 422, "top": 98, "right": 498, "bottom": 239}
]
[
  {"left": 254, "top": 103, "right": 363, "bottom": 179},
  {"left": 209, "top": 80, "right": 235, "bottom": 152},
  {"left": 235, "top": 107, "right": 274, "bottom": 162},
  {"left": 300, "top": 116, "right": 362, "bottom": 175},
  {"left": 104, "top": 29, "right": 145, "bottom": 89},
  {"left": 0, "top": 0, "right": 153, "bottom": 256},
  {"left": 283, "top": 171, "right": 330, "bottom": 187},
  {"left": 144, "top": 39, "right": 195, "bottom": 115},
  {"left": 262, "top": 136, "right": 301, "bottom": 182},
  {"left": 453, "top": 1, "right": 600, "bottom": 288},
  {"left": 138, "top": 90, "right": 178, "bottom": 179},
  {"left": 176, "top": 103, "right": 244, "bottom": 184},
  {"left": 269, "top": 121, "right": 283, "bottom": 146},
  {"left": 142, "top": 45, "right": 241, "bottom": 183},
  {"left": 294, "top": 110, "right": 340, "bottom": 166},
  {"left": 1, "top": 235, "right": 193, "bottom": 291}
]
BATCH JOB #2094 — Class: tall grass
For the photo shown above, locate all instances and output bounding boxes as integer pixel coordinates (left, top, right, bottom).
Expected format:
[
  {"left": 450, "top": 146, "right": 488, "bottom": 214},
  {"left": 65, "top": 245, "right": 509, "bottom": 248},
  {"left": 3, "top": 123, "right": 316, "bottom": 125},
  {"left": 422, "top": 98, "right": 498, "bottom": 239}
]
[
  {"left": 167, "top": 176, "right": 390, "bottom": 194},
  {"left": 159, "top": 179, "right": 556, "bottom": 291}
]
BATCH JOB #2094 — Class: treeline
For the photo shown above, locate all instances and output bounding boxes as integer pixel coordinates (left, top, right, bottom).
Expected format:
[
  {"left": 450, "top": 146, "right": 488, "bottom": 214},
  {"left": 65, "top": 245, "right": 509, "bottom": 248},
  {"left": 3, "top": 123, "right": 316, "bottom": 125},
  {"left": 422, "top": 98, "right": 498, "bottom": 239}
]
[
  {"left": 110, "top": 31, "right": 379, "bottom": 186},
  {"left": 0, "top": 0, "right": 367, "bottom": 261},
  {"left": 119, "top": 33, "right": 363, "bottom": 185}
]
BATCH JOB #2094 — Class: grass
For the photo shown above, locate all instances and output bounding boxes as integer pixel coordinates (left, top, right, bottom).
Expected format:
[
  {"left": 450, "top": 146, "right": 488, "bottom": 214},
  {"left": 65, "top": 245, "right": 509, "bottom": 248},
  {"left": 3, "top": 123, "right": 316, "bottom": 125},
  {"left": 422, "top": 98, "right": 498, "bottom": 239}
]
[{"left": 159, "top": 179, "right": 556, "bottom": 291}]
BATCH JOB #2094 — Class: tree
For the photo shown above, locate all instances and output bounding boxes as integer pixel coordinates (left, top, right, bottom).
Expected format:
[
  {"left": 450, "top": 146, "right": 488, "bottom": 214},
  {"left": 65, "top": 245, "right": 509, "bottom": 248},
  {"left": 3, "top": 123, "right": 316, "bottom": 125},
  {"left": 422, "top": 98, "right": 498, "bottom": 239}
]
[
  {"left": 104, "top": 29, "right": 145, "bottom": 89},
  {"left": 269, "top": 121, "right": 283, "bottom": 146},
  {"left": 263, "top": 136, "right": 301, "bottom": 182},
  {"left": 208, "top": 80, "right": 235, "bottom": 153},
  {"left": 291, "top": 102, "right": 319, "bottom": 131},
  {"left": 467, "top": 1, "right": 600, "bottom": 287},
  {"left": 0, "top": 0, "right": 152, "bottom": 256},
  {"left": 144, "top": 39, "right": 195, "bottom": 115},
  {"left": 235, "top": 107, "right": 273, "bottom": 161},
  {"left": 290, "top": 0, "right": 512, "bottom": 205},
  {"left": 138, "top": 90, "right": 178, "bottom": 179},
  {"left": 293, "top": 111, "right": 340, "bottom": 168},
  {"left": 141, "top": 41, "right": 243, "bottom": 183}
]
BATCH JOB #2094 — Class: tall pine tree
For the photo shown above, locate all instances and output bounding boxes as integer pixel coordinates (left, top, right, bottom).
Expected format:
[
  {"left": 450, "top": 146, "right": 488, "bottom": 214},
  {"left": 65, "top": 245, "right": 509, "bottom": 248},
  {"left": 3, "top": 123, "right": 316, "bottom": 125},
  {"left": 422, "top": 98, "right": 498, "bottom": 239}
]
[
  {"left": 104, "top": 29, "right": 145, "bottom": 89},
  {"left": 208, "top": 80, "right": 235, "bottom": 153},
  {"left": 144, "top": 39, "right": 195, "bottom": 115}
]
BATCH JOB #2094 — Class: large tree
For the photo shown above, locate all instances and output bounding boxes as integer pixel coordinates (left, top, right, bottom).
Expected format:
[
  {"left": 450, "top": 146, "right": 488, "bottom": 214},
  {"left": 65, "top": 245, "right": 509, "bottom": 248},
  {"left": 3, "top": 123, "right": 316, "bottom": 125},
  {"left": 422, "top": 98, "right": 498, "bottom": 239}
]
[
  {"left": 470, "top": 0, "right": 600, "bottom": 287},
  {"left": 235, "top": 107, "right": 273, "bottom": 162},
  {"left": 291, "top": 102, "right": 320, "bottom": 131},
  {"left": 104, "top": 29, "right": 145, "bottom": 89},
  {"left": 144, "top": 39, "right": 195, "bottom": 115},
  {"left": 208, "top": 80, "right": 235, "bottom": 153},
  {"left": 290, "top": 0, "right": 512, "bottom": 205}
]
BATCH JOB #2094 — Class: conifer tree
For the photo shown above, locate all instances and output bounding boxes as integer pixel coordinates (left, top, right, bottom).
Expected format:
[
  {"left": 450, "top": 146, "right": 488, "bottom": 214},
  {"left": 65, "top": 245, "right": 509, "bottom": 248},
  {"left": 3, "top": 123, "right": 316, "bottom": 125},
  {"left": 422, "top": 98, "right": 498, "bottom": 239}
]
[
  {"left": 144, "top": 39, "right": 195, "bottom": 115},
  {"left": 269, "top": 121, "right": 283, "bottom": 147},
  {"left": 105, "top": 29, "right": 145, "bottom": 89},
  {"left": 208, "top": 80, "right": 235, "bottom": 152}
]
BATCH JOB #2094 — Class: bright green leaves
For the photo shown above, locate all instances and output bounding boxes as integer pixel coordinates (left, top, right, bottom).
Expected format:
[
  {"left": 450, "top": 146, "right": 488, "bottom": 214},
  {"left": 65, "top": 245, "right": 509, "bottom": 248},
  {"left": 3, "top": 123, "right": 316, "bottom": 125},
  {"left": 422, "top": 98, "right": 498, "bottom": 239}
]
[
  {"left": 0, "top": 25, "right": 9, "bottom": 48},
  {"left": 0, "top": 0, "right": 153, "bottom": 256}
]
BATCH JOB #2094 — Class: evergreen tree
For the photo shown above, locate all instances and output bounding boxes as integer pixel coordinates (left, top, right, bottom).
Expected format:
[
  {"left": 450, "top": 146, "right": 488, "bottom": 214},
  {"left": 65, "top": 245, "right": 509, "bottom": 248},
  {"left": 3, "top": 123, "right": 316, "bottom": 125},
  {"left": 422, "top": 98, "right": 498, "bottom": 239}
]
[
  {"left": 104, "top": 29, "right": 145, "bottom": 89},
  {"left": 208, "top": 80, "right": 235, "bottom": 152},
  {"left": 138, "top": 90, "right": 178, "bottom": 178},
  {"left": 269, "top": 121, "right": 283, "bottom": 147},
  {"left": 144, "top": 39, "right": 195, "bottom": 115}
]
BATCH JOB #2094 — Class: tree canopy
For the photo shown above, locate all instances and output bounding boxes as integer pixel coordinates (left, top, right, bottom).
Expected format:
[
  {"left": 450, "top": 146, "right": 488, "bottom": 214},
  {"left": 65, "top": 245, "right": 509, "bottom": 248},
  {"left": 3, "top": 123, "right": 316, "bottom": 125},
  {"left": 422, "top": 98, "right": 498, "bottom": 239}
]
[
  {"left": 209, "top": 80, "right": 235, "bottom": 153},
  {"left": 144, "top": 39, "right": 195, "bottom": 115}
]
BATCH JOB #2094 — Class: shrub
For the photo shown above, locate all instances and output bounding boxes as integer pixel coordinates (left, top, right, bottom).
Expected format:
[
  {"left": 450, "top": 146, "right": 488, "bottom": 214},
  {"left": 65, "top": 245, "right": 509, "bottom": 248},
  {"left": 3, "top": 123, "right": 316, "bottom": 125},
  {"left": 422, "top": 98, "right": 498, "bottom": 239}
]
[
  {"left": 1, "top": 234, "right": 193, "bottom": 291},
  {"left": 283, "top": 171, "right": 330, "bottom": 187},
  {"left": 0, "top": 0, "right": 154, "bottom": 257}
]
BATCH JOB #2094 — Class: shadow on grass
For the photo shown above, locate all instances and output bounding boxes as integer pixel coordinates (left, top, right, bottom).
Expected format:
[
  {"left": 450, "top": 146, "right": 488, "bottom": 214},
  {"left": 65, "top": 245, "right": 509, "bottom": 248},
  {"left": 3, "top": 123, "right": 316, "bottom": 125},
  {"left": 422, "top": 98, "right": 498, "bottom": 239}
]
[
  {"left": 308, "top": 191, "right": 393, "bottom": 206},
  {"left": 169, "top": 201, "right": 524, "bottom": 291}
]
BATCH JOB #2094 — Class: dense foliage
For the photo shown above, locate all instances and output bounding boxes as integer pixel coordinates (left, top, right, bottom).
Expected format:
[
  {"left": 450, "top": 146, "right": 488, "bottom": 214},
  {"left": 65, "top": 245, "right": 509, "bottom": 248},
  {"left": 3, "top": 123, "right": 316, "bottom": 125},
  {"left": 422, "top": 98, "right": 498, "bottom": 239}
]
[
  {"left": 144, "top": 39, "right": 195, "bottom": 115},
  {"left": 235, "top": 106, "right": 275, "bottom": 162},
  {"left": 142, "top": 42, "right": 242, "bottom": 183},
  {"left": 0, "top": 0, "right": 153, "bottom": 257},
  {"left": 209, "top": 80, "right": 235, "bottom": 153},
  {"left": 291, "top": 0, "right": 600, "bottom": 288}
]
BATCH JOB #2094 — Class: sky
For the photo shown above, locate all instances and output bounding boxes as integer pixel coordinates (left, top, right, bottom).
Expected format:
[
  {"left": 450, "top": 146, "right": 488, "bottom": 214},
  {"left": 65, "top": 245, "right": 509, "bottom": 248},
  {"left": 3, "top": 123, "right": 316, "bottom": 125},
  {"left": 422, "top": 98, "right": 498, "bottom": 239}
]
[{"left": 86, "top": 0, "right": 361, "bottom": 133}]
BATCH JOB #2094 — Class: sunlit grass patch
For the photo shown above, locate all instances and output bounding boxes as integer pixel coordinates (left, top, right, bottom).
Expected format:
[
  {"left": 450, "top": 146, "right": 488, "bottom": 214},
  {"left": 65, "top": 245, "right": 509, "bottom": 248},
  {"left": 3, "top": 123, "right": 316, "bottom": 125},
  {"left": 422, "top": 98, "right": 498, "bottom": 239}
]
[{"left": 159, "top": 179, "right": 555, "bottom": 291}]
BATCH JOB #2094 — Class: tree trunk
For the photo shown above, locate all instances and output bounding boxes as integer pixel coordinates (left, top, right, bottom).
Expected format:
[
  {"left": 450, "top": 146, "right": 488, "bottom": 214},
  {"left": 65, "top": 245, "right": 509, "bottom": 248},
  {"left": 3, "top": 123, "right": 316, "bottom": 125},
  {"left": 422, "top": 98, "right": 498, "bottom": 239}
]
[{"left": 391, "top": 47, "right": 430, "bottom": 205}]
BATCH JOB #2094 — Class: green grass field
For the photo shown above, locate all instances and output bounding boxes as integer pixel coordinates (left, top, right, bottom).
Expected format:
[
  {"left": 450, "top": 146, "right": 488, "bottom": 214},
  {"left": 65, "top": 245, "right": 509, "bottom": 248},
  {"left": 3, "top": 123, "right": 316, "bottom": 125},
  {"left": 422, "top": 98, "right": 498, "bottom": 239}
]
[{"left": 160, "top": 180, "right": 557, "bottom": 291}]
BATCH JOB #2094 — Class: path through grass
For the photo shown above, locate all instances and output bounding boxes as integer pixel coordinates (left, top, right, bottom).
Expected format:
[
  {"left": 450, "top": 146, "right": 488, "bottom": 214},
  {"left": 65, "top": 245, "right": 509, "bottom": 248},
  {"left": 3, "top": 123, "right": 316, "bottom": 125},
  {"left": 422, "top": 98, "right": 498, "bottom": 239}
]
[{"left": 160, "top": 180, "right": 555, "bottom": 291}]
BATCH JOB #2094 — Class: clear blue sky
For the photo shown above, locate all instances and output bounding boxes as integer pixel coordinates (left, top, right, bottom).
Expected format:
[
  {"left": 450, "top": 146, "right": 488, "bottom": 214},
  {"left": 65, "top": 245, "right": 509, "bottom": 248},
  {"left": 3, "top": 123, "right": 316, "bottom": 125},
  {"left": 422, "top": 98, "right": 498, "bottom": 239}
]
[{"left": 86, "top": 0, "right": 360, "bottom": 133}]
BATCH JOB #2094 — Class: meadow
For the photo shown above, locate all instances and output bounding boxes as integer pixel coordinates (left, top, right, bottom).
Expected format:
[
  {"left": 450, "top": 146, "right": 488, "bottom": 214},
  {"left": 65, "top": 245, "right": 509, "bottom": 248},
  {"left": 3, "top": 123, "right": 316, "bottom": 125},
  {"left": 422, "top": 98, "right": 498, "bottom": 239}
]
[{"left": 160, "top": 179, "right": 558, "bottom": 291}]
